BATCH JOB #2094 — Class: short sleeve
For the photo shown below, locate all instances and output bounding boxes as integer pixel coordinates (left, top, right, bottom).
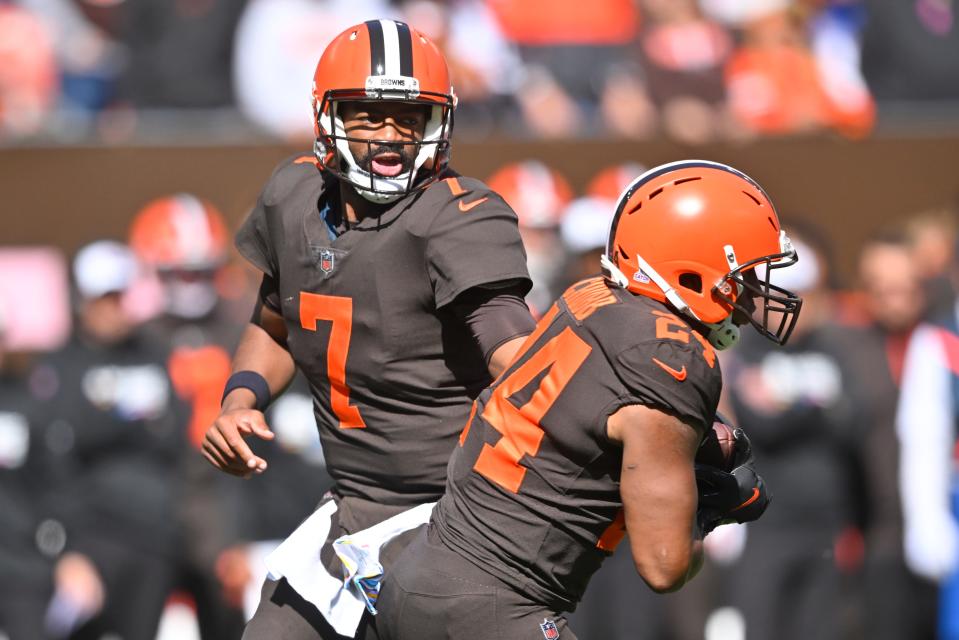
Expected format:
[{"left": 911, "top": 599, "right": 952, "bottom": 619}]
[
  {"left": 235, "top": 155, "right": 310, "bottom": 279},
  {"left": 235, "top": 196, "right": 277, "bottom": 278},
  {"left": 426, "top": 181, "right": 532, "bottom": 309},
  {"left": 615, "top": 338, "right": 722, "bottom": 433}
]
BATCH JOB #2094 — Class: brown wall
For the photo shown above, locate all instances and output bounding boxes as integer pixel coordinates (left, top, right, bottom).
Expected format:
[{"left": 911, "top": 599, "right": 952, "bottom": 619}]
[{"left": 2, "top": 135, "right": 957, "bottom": 282}]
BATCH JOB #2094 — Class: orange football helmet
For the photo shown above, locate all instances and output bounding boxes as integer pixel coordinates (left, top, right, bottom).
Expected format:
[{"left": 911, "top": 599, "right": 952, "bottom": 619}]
[
  {"left": 129, "top": 194, "right": 228, "bottom": 271},
  {"left": 312, "top": 20, "right": 456, "bottom": 203},
  {"left": 601, "top": 160, "right": 801, "bottom": 349},
  {"left": 486, "top": 161, "right": 573, "bottom": 229}
]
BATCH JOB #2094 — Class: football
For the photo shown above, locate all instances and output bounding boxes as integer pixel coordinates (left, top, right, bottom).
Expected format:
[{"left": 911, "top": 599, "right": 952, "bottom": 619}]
[{"left": 696, "top": 420, "right": 737, "bottom": 471}]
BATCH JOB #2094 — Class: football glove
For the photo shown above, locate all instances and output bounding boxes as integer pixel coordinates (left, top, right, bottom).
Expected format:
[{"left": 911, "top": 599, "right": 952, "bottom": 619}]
[{"left": 695, "top": 428, "right": 770, "bottom": 535}]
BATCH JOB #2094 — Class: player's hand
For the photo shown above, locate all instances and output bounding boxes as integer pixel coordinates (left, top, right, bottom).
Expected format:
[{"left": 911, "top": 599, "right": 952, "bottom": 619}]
[
  {"left": 201, "top": 408, "right": 275, "bottom": 478},
  {"left": 695, "top": 429, "right": 770, "bottom": 535}
]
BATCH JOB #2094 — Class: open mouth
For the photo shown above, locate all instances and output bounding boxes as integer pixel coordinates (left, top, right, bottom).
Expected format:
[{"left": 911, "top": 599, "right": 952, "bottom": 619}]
[{"left": 370, "top": 152, "right": 405, "bottom": 177}]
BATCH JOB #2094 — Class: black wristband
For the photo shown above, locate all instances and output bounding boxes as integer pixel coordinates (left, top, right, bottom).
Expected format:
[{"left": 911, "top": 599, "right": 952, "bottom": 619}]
[{"left": 222, "top": 370, "right": 271, "bottom": 412}]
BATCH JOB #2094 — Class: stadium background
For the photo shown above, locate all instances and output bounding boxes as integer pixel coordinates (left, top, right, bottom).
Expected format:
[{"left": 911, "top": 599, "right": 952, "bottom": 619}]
[
  {"left": 5, "top": 137, "right": 959, "bottom": 279},
  {"left": 1, "top": 0, "right": 958, "bottom": 639}
]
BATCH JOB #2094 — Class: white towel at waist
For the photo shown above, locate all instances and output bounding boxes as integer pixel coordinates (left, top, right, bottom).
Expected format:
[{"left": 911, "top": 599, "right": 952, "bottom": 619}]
[{"left": 264, "top": 500, "right": 435, "bottom": 638}]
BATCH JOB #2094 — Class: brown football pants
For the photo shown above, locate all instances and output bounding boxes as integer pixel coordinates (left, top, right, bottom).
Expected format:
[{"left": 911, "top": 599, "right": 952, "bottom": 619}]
[{"left": 375, "top": 526, "right": 578, "bottom": 640}]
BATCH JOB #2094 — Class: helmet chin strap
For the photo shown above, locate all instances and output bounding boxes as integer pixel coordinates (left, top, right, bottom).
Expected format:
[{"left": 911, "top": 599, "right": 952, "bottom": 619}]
[
  {"left": 352, "top": 181, "right": 406, "bottom": 204},
  {"left": 602, "top": 252, "right": 741, "bottom": 350}
]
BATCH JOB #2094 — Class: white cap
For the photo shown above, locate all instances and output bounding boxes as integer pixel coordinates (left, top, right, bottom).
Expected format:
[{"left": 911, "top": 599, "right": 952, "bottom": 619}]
[
  {"left": 560, "top": 197, "right": 617, "bottom": 254},
  {"left": 73, "top": 241, "right": 138, "bottom": 299}
]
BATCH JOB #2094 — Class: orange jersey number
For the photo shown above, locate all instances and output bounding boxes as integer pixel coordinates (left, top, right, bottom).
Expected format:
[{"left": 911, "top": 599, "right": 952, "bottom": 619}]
[
  {"left": 652, "top": 310, "right": 716, "bottom": 368},
  {"left": 300, "top": 292, "right": 366, "bottom": 429},
  {"left": 473, "top": 326, "right": 592, "bottom": 493}
]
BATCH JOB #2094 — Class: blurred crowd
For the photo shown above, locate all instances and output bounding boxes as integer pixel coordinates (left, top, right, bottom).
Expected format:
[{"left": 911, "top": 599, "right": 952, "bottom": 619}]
[
  {"left": 2, "top": 155, "right": 959, "bottom": 639},
  {"left": 2, "top": 0, "right": 959, "bottom": 144},
  {"left": 0, "top": 195, "right": 330, "bottom": 639}
]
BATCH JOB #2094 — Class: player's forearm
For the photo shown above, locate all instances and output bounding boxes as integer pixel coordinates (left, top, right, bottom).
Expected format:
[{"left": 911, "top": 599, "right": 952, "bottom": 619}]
[
  {"left": 222, "top": 322, "right": 296, "bottom": 411},
  {"left": 625, "top": 490, "right": 700, "bottom": 593},
  {"left": 615, "top": 406, "right": 702, "bottom": 593}
]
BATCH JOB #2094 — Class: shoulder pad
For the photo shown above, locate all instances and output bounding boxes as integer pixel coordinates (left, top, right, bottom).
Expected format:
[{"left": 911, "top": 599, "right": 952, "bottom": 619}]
[
  {"left": 261, "top": 153, "right": 324, "bottom": 207},
  {"left": 405, "top": 173, "right": 514, "bottom": 237}
]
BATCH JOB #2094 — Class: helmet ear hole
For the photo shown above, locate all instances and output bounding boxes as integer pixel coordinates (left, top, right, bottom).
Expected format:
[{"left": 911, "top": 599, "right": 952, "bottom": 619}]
[{"left": 678, "top": 272, "right": 703, "bottom": 294}]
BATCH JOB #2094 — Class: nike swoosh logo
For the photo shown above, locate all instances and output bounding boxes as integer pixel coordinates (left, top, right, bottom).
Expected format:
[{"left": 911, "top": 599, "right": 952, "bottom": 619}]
[
  {"left": 652, "top": 357, "right": 687, "bottom": 381},
  {"left": 458, "top": 196, "right": 488, "bottom": 212},
  {"left": 731, "top": 488, "right": 760, "bottom": 512}
]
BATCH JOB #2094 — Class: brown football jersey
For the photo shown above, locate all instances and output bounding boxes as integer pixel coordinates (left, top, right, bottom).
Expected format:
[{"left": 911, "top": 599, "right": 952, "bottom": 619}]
[
  {"left": 235, "top": 156, "right": 531, "bottom": 506},
  {"left": 432, "top": 277, "right": 722, "bottom": 609}
]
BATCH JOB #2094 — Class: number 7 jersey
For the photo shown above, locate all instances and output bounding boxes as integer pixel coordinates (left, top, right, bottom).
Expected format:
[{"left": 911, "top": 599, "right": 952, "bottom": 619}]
[
  {"left": 432, "top": 277, "right": 722, "bottom": 609},
  {"left": 235, "top": 156, "right": 531, "bottom": 507}
]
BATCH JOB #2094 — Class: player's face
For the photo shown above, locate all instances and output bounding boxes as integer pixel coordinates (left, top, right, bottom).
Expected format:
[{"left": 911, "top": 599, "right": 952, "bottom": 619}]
[{"left": 339, "top": 101, "right": 430, "bottom": 178}]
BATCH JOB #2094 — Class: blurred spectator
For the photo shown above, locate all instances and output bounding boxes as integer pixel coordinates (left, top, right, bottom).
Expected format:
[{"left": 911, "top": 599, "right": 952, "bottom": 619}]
[
  {"left": 699, "top": 0, "right": 792, "bottom": 25},
  {"left": 400, "top": 0, "right": 525, "bottom": 137},
  {"left": 724, "top": 7, "right": 875, "bottom": 138},
  {"left": 721, "top": 226, "right": 863, "bottom": 639},
  {"left": 20, "top": 0, "right": 124, "bottom": 125},
  {"left": 129, "top": 194, "right": 250, "bottom": 638},
  {"left": 807, "top": 1, "right": 873, "bottom": 133},
  {"left": 840, "top": 231, "right": 937, "bottom": 640},
  {"left": 585, "top": 161, "right": 647, "bottom": 202},
  {"left": 233, "top": 0, "right": 394, "bottom": 139},
  {"left": 38, "top": 240, "right": 186, "bottom": 639},
  {"left": 486, "top": 0, "right": 654, "bottom": 138},
  {"left": 0, "top": 302, "right": 61, "bottom": 640},
  {"left": 487, "top": 160, "right": 573, "bottom": 315},
  {"left": 897, "top": 235, "right": 959, "bottom": 640},
  {"left": 557, "top": 162, "right": 646, "bottom": 289},
  {"left": 119, "top": 0, "right": 248, "bottom": 108},
  {"left": 904, "top": 208, "right": 959, "bottom": 320},
  {"left": 861, "top": 0, "right": 959, "bottom": 104},
  {"left": 638, "top": 0, "right": 732, "bottom": 144},
  {"left": 0, "top": 2, "right": 58, "bottom": 139}
]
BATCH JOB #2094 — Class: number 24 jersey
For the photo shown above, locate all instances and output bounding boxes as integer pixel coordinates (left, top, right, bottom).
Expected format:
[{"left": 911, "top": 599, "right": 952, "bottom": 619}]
[{"left": 432, "top": 277, "right": 722, "bottom": 608}]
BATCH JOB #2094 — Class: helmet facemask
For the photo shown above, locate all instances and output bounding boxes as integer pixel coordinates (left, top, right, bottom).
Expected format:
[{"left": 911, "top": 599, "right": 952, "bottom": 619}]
[
  {"left": 710, "top": 232, "right": 803, "bottom": 348},
  {"left": 315, "top": 89, "right": 454, "bottom": 204}
]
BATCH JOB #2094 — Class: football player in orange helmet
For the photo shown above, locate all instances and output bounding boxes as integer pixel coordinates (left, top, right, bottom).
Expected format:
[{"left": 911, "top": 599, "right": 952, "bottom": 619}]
[
  {"left": 374, "top": 161, "right": 795, "bottom": 640},
  {"left": 311, "top": 19, "right": 456, "bottom": 203},
  {"left": 129, "top": 193, "right": 230, "bottom": 320},
  {"left": 601, "top": 159, "right": 802, "bottom": 350},
  {"left": 203, "top": 19, "right": 536, "bottom": 640}
]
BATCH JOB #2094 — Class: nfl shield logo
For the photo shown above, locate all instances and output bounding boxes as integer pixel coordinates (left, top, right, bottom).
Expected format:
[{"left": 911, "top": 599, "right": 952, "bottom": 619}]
[
  {"left": 540, "top": 619, "right": 560, "bottom": 640},
  {"left": 320, "top": 249, "right": 335, "bottom": 275}
]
